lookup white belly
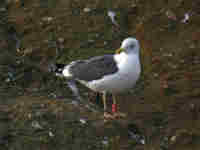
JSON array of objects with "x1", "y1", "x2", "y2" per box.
[{"x1": 82, "y1": 53, "x2": 141, "y2": 93}]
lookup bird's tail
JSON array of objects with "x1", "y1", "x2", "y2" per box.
[
  {"x1": 51, "y1": 63, "x2": 97, "y2": 112},
  {"x1": 51, "y1": 63, "x2": 82, "y2": 99}
]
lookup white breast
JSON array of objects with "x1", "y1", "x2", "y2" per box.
[{"x1": 84, "y1": 52, "x2": 141, "y2": 93}]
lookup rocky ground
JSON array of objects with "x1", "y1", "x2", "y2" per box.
[{"x1": 0, "y1": 0, "x2": 200, "y2": 150}]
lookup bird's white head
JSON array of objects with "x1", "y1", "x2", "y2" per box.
[{"x1": 116, "y1": 37, "x2": 140, "y2": 55}]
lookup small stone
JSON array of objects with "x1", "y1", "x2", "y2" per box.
[
  {"x1": 159, "y1": 48, "x2": 163, "y2": 51},
  {"x1": 168, "y1": 53, "x2": 173, "y2": 57},
  {"x1": 58, "y1": 38, "x2": 65, "y2": 43},
  {"x1": 108, "y1": 10, "x2": 119, "y2": 26},
  {"x1": 95, "y1": 33, "x2": 99, "y2": 37},
  {"x1": 42, "y1": 16, "x2": 53, "y2": 23},
  {"x1": 49, "y1": 93, "x2": 57, "y2": 98},
  {"x1": 83, "y1": 7, "x2": 91, "y2": 13},
  {"x1": 163, "y1": 53, "x2": 173, "y2": 57},
  {"x1": 32, "y1": 121, "x2": 43, "y2": 129},
  {"x1": 170, "y1": 135, "x2": 177, "y2": 142},
  {"x1": 153, "y1": 73, "x2": 159, "y2": 77},
  {"x1": 190, "y1": 103, "x2": 195, "y2": 110},
  {"x1": 5, "y1": 78, "x2": 11, "y2": 82},
  {"x1": 102, "y1": 137, "x2": 109, "y2": 145},
  {"x1": 166, "y1": 10, "x2": 177, "y2": 21},
  {"x1": 32, "y1": 88, "x2": 39, "y2": 92},
  {"x1": 140, "y1": 139, "x2": 145, "y2": 145},
  {"x1": 180, "y1": 59, "x2": 185, "y2": 63},
  {"x1": 189, "y1": 43, "x2": 195, "y2": 49},
  {"x1": 181, "y1": 13, "x2": 190, "y2": 23},
  {"x1": 0, "y1": 8, "x2": 6, "y2": 12},
  {"x1": 35, "y1": 111, "x2": 42, "y2": 117},
  {"x1": 79, "y1": 118, "x2": 87, "y2": 124},
  {"x1": 171, "y1": 65, "x2": 177, "y2": 69},
  {"x1": 49, "y1": 131, "x2": 54, "y2": 137},
  {"x1": 102, "y1": 140, "x2": 108, "y2": 145},
  {"x1": 88, "y1": 39, "x2": 94, "y2": 43},
  {"x1": 27, "y1": 113, "x2": 32, "y2": 119}
]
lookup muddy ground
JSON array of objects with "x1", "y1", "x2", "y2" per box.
[{"x1": 0, "y1": 0, "x2": 200, "y2": 150}]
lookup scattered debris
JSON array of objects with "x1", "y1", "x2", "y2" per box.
[
  {"x1": 170, "y1": 135, "x2": 176, "y2": 142},
  {"x1": 83, "y1": 7, "x2": 91, "y2": 13},
  {"x1": 31, "y1": 121, "x2": 43, "y2": 129},
  {"x1": 71, "y1": 100, "x2": 79, "y2": 106},
  {"x1": 42, "y1": 16, "x2": 53, "y2": 23},
  {"x1": 102, "y1": 137, "x2": 109, "y2": 146},
  {"x1": 88, "y1": 39, "x2": 95, "y2": 43},
  {"x1": 79, "y1": 118, "x2": 87, "y2": 124},
  {"x1": 57, "y1": 37, "x2": 65, "y2": 44},
  {"x1": 5, "y1": 78, "x2": 11, "y2": 82},
  {"x1": 153, "y1": 73, "x2": 159, "y2": 77},
  {"x1": 5, "y1": 72, "x2": 15, "y2": 82},
  {"x1": 166, "y1": 10, "x2": 177, "y2": 21},
  {"x1": 107, "y1": 10, "x2": 119, "y2": 27},
  {"x1": 0, "y1": 7, "x2": 6, "y2": 12},
  {"x1": 181, "y1": 13, "x2": 190, "y2": 23},
  {"x1": 163, "y1": 53, "x2": 173, "y2": 57},
  {"x1": 128, "y1": 123, "x2": 145, "y2": 145},
  {"x1": 28, "y1": 113, "x2": 32, "y2": 119},
  {"x1": 49, "y1": 131, "x2": 55, "y2": 137},
  {"x1": 49, "y1": 92, "x2": 57, "y2": 98},
  {"x1": 103, "y1": 41, "x2": 107, "y2": 45}
]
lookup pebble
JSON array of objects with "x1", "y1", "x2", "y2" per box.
[
  {"x1": 28, "y1": 113, "x2": 32, "y2": 119},
  {"x1": 163, "y1": 53, "x2": 173, "y2": 57},
  {"x1": 0, "y1": 8, "x2": 6, "y2": 12},
  {"x1": 102, "y1": 137, "x2": 109, "y2": 145},
  {"x1": 5, "y1": 78, "x2": 11, "y2": 82},
  {"x1": 42, "y1": 16, "x2": 53, "y2": 23},
  {"x1": 166, "y1": 10, "x2": 177, "y2": 21},
  {"x1": 103, "y1": 41, "x2": 107, "y2": 45},
  {"x1": 31, "y1": 121, "x2": 43, "y2": 129},
  {"x1": 83, "y1": 7, "x2": 91, "y2": 13},
  {"x1": 189, "y1": 43, "x2": 195, "y2": 49},
  {"x1": 171, "y1": 64, "x2": 177, "y2": 69},
  {"x1": 181, "y1": 13, "x2": 190, "y2": 23},
  {"x1": 108, "y1": 11, "x2": 116, "y2": 21},
  {"x1": 102, "y1": 140, "x2": 108, "y2": 145},
  {"x1": 170, "y1": 135, "x2": 177, "y2": 142},
  {"x1": 153, "y1": 73, "x2": 159, "y2": 77},
  {"x1": 49, "y1": 131, "x2": 54, "y2": 137},
  {"x1": 79, "y1": 118, "x2": 87, "y2": 124},
  {"x1": 88, "y1": 39, "x2": 95, "y2": 43},
  {"x1": 58, "y1": 37, "x2": 65, "y2": 43},
  {"x1": 108, "y1": 10, "x2": 119, "y2": 26},
  {"x1": 49, "y1": 93, "x2": 57, "y2": 98},
  {"x1": 95, "y1": 33, "x2": 99, "y2": 38}
]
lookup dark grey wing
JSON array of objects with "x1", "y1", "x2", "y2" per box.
[{"x1": 68, "y1": 55, "x2": 118, "y2": 81}]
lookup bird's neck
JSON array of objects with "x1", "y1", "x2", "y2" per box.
[{"x1": 114, "y1": 52, "x2": 139, "y2": 63}]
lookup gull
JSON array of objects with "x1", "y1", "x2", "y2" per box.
[{"x1": 55, "y1": 38, "x2": 141, "y2": 119}]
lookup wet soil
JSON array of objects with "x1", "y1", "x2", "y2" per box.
[{"x1": 0, "y1": 0, "x2": 200, "y2": 150}]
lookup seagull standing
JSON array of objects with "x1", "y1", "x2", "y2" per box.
[{"x1": 56, "y1": 38, "x2": 141, "y2": 119}]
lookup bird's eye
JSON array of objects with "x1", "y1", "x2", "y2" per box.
[{"x1": 129, "y1": 44, "x2": 134, "y2": 49}]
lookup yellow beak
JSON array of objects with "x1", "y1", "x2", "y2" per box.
[{"x1": 115, "y1": 48, "x2": 125, "y2": 54}]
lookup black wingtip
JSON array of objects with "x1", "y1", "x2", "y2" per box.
[
  {"x1": 49, "y1": 63, "x2": 66, "y2": 77},
  {"x1": 55, "y1": 64, "x2": 65, "y2": 73},
  {"x1": 55, "y1": 63, "x2": 66, "y2": 73}
]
